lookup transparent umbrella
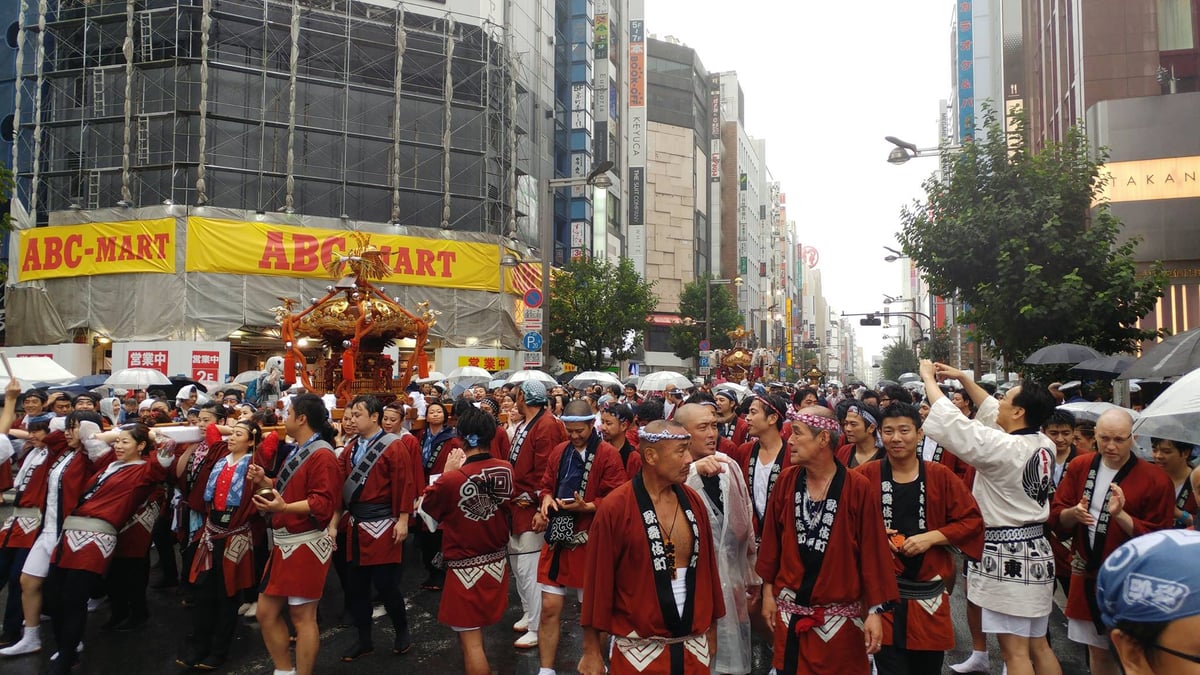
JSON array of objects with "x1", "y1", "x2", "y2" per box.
[
  {"x1": 640, "y1": 371, "x2": 693, "y2": 392},
  {"x1": 507, "y1": 370, "x2": 557, "y2": 385},
  {"x1": 104, "y1": 367, "x2": 173, "y2": 390},
  {"x1": 1131, "y1": 367, "x2": 1200, "y2": 446},
  {"x1": 0, "y1": 354, "x2": 78, "y2": 390}
]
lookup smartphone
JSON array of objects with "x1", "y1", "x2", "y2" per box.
[{"x1": 559, "y1": 497, "x2": 576, "y2": 504}]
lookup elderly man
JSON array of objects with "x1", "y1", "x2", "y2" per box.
[
  {"x1": 1050, "y1": 409, "x2": 1173, "y2": 675},
  {"x1": 677, "y1": 403, "x2": 757, "y2": 674},
  {"x1": 579, "y1": 419, "x2": 725, "y2": 675},
  {"x1": 919, "y1": 360, "x2": 1060, "y2": 675},
  {"x1": 757, "y1": 406, "x2": 898, "y2": 674}
]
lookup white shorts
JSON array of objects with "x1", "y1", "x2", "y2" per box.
[
  {"x1": 540, "y1": 583, "x2": 583, "y2": 601},
  {"x1": 1067, "y1": 618, "x2": 1110, "y2": 648},
  {"x1": 450, "y1": 625, "x2": 481, "y2": 633},
  {"x1": 981, "y1": 607, "x2": 1049, "y2": 638},
  {"x1": 287, "y1": 596, "x2": 320, "y2": 607},
  {"x1": 22, "y1": 530, "x2": 58, "y2": 578}
]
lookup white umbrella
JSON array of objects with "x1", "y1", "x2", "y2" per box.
[
  {"x1": 1059, "y1": 401, "x2": 1141, "y2": 424},
  {"x1": 640, "y1": 371, "x2": 692, "y2": 392},
  {"x1": 104, "y1": 367, "x2": 173, "y2": 390},
  {"x1": 507, "y1": 370, "x2": 556, "y2": 385},
  {"x1": 447, "y1": 366, "x2": 492, "y2": 386},
  {"x1": 713, "y1": 382, "x2": 751, "y2": 401},
  {"x1": 416, "y1": 371, "x2": 446, "y2": 384},
  {"x1": 569, "y1": 371, "x2": 623, "y2": 389},
  {"x1": 0, "y1": 354, "x2": 77, "y2": 389},
  {"x1": 234, "y1": 370, "x2": 264, "y2": 385},
  {"x1": 1131, "y1": 367, "x2": 1200, "y2": 446}
]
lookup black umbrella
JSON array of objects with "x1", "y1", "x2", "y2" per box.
[
  {"x1": 160, "y1": 375, "x2": 210, "y2": 399},
  {"x1": 1022, "y1": 343, "x2": 1101, "y2": 366},
  {"x1": 1068, "y1": 355, "x2": 1135, "y2": 380},
  {"x1": 1119, "y1": 327, "x2": 1200, "y2": 380}
]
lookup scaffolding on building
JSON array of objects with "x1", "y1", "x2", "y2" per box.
[{"x1": 10, "y1": 0, "x2": 532, "y2": 235}]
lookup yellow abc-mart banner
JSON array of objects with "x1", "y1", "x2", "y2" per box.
[
  {"x1": 16, "y1": 219, "x2": 177, "y2": 282},
  {"x1": 186, "y1": 217, "x2": 503, "y2": 292}
]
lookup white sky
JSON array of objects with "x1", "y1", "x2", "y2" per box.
[{"x1": 644, "y1": 1, "x2": 953, "y2": 364}]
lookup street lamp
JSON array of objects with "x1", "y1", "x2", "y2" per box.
[
  {"x1": 884, "y1": 136, "x2": 962, "y2": 165},
  {"x1": 883, "y1": 245, "x2": 906, "y2": 263},
  {"x1": 540, "y1": 160, "x2": 615, "y2": 367},
  {"x1": 704, "y1": 276, "x2": 743, "y2": 347}
]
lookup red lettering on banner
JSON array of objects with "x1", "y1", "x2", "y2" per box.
[
  {"x1": 191, "y1": 350, "x2": 220, "y2": 383},
  {"x1": 21, "y1": 238, "x2": 42, "y2": 272},
  {"x1": 43, "y1": 237, "x2": 64, "y2": 270},
  {"x1": 436, "y1": 250, "x2": 456, "y2": 277},
  {"x1": 293, "y1": 234, "x2": 320, "y2": 272},
  {"x1": 391, "y1": 247, "x2": 414, "y2": 276},
  {"x1": 118, "y1": 235, "x2": 135, "y2": 261},
  {"x1": 128, "y1": 349, "x2": 169, "y2": 375},
  {"x1": 415, "y1": 249, "x2": 435, "y2": 276},
  {"x1": 320, "y1": 236, "x2": 345, "y2": 269},
  {"x1": 259, "y1": 231, "x2": 289, "y2": 270}
]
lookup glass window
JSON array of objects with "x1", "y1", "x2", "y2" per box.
[{"x1": 1159, "y1": 0, "x2": 1195, "y2": 50}]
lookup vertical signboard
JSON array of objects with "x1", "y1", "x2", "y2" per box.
[
  {"x1": 957, "y1": 0, "x2": 975, "y2": 142},
  {"x1": 627, "y1": 6, "x2": 646, "y2": 274}
]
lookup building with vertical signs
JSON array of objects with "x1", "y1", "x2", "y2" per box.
[{"x1": 1022, "y1": 0, "x2": 1200, "y2": 341}]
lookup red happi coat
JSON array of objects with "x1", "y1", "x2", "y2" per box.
[
  {"x1": 756, "y1": 465, "x2": 899, "y2": 675},
  {"x1": 185, "y1": 452, "x2": 262, "y2": 597},
  {"x1": 855, "y1": 460, "x2": 984, "y2": 651},
  {"x1": 417, "y1": 427, "x2": 463, "y2": 478},
  {"x1": 509, "y1": 409, "x2": 567, "y2": 535},
  {"x1": 732, "y1": 439, "x2": 794, "y2": 538},
  {"x1": 45, "y1": 447, "x2": 93, "y2": 536},
  {"x1": 581, "y1": 479, "x2": 726, "y2": 675},
  {"x1": 182, "y1": 439, "x2": 231, "y2": 515},
  {"x1": 1050, "y1": 453, "x2": 1174, "y2": 623},
  {"x1": 489, "y1": 430, "x2": 511, "y2": 463},
  {"x1": 536, "y1": 437, "x2": 627, "y2": 589},
  {"x1": 835, "y1": 443, "x2": 887, "y2": 469},
  {"x1": 621, "y1": 442, "x2": 642, "y2": 481},
  {"x1": 338, "y1": 433, "x2": 416, "y2": 566},
  {"x1": 115, "y1": 484, "x2": 166, "y2": 559},
  {"x1": 261, "y1": 444, "x2": 341, "y2": 599},
  {"x1": 421, "y1": 454, "x2": 514, "y2": 628},
  {"x1": 0, "y1": 432, "x2": 71, "y2": 549},
  {"x1": 720, "y1": 415, "x2": 749, "y2": 447},
  {"x1": 54, "y1": 459, "x2": 171, "y2": 575}
]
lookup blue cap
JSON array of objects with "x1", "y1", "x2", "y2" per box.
[
  {"x1": 1096, "y1": 530, "x2": 1200, "y2": 628},
  {"x1": 519, "y1": 380, "x2": 548, "y2": 405}
]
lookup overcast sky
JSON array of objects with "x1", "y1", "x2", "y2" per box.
[{"x1": 645, "y1": 1, "x2": 953, "y2": 364}]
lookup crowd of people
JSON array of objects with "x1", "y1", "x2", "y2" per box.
[{"x1": 0, "y1": 360, "x2": 1197, "y2": 674}]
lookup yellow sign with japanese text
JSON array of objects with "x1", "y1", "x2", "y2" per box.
[{"x1": 16, "y1": 219, "x2": 177, "y2": 282}]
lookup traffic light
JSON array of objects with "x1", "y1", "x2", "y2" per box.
[{"x1": 860, "y1": 314, "x2": 882, "y2": 326}]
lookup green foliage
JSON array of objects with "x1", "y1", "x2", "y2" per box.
[
  {"x1": 897, "y1": 106, "x2": 1167, "y2": 364},
  {"x1": 548, "y1": 256, "x2": 656, "y2": 371},
  {"x1": 881, "y1": 339, "x2": 919, "y2": 382},
  {"x1": 668, "y1": 275, "x2": 741, "y2": 360},
  {"x1": 920, "y1": 326, "x2": 952, "y2": 362},
  {"x1": 0, "y1": 166, "x2": 12, "y2": 280}
]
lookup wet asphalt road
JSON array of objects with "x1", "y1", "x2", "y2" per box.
[{"x1": 0, "y1": 540, "x2": 1091, "y2": 674}]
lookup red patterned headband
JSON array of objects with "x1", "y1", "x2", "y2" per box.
[{"x1": 787, "y1": 410, "x2": 841, "y2": 433}]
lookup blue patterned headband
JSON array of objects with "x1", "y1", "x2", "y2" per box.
[
  {"x1": 560, "y1": 414, "x2": 595, "y2": 422},
  {"x1": 846, "y1": 405, "x2": 878, "y2": 429}
]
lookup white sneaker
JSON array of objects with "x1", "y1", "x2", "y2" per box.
[
  {"x1": 48, "y1": 642, "x2": 85, "y2": 659},
  {"x1": 513, "y1": 616, "x2": 530, "y2": 632},
  {"x1": 513, "y1": 631, "x2": 539, "y2": 649},
  {"x1": 242, "y1": 601, "x2": 258, "y2": 617},
  {"x1": 371, "y1": 604, "x2": 387, "y2": 619},
  {"x1": 0, "y1": 631, "x2": 41, "y2": 656},
  {"x1": 87, "y1": 597, "x2": 106, "y2": 613},
  {"x1": 949, "y1": 651, "x2": 990, "y2": 674},
  {"x1": 237, "y1": 602, "x2": 252, "y2": 615}
]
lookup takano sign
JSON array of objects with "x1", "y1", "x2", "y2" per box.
[
  {"x1": 15, "y1": 217, "x2": 507, "y2": 292},
  {"x1": 1096, "y1": 155, "x2": 1200, "y2": 204}
]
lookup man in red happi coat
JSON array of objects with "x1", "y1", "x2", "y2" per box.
[
  {"x1": 1050, "y1": 408, "x2": 1174, "y2": 675},
  {"x1": 533, "y1": 399, "x2": 626, "y2": 672},
  {"x1": 507, "y1": 379, "x2": 567, "y2": 649},
  {"x1": 338, "y1": 395, "x2": 416, "y2": 662},
  {"x1": 856, "y1": 403, "x2": 984, "y2": 674},
  {"x1": 580, "y1": 419, "x2": 725, "y2": 674},
  {"x1": 757, "y1": 406, "x2": 898, "y2": 675},
  {"x1": 249, "y1": 394, "x2": 341, "y2": 675}
]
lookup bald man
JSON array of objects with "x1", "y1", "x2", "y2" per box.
[
  {"x1": 1050, "y1": 409, "x2": 1174, "y2": 675},
  {"x1": 677, "y1": 404, "x2": 757, "y2": 674},
  {"x1": 579, "y1": 420, "x2": 725, "y2": 675}
]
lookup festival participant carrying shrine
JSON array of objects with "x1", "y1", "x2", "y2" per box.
[
  {"x1": 43, "y1": 423, "x2": 176, "y2": 674},
  {"x1": 249, "y1": 394, "x2": 341, "y2": 675},
  {"x1": 420, "y1": 406, "x2": 514, "y2": 675},
  {"x1": 757, "y1": 406, "x2": 899, "y2": 675},
  {"x1": 856, "y1": 402, "x2": 984, "y2": 674},
  {"x1": 338, "y1": 395, "x2": 416, "y2": 662},
  {"x1": 579, "y1": 419, "x2": 725, "y2": 675}
]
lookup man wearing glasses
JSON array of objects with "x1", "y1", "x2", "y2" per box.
[{"x1": 1050, "y1": 409, "x2": 1174, "y2": 675}]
